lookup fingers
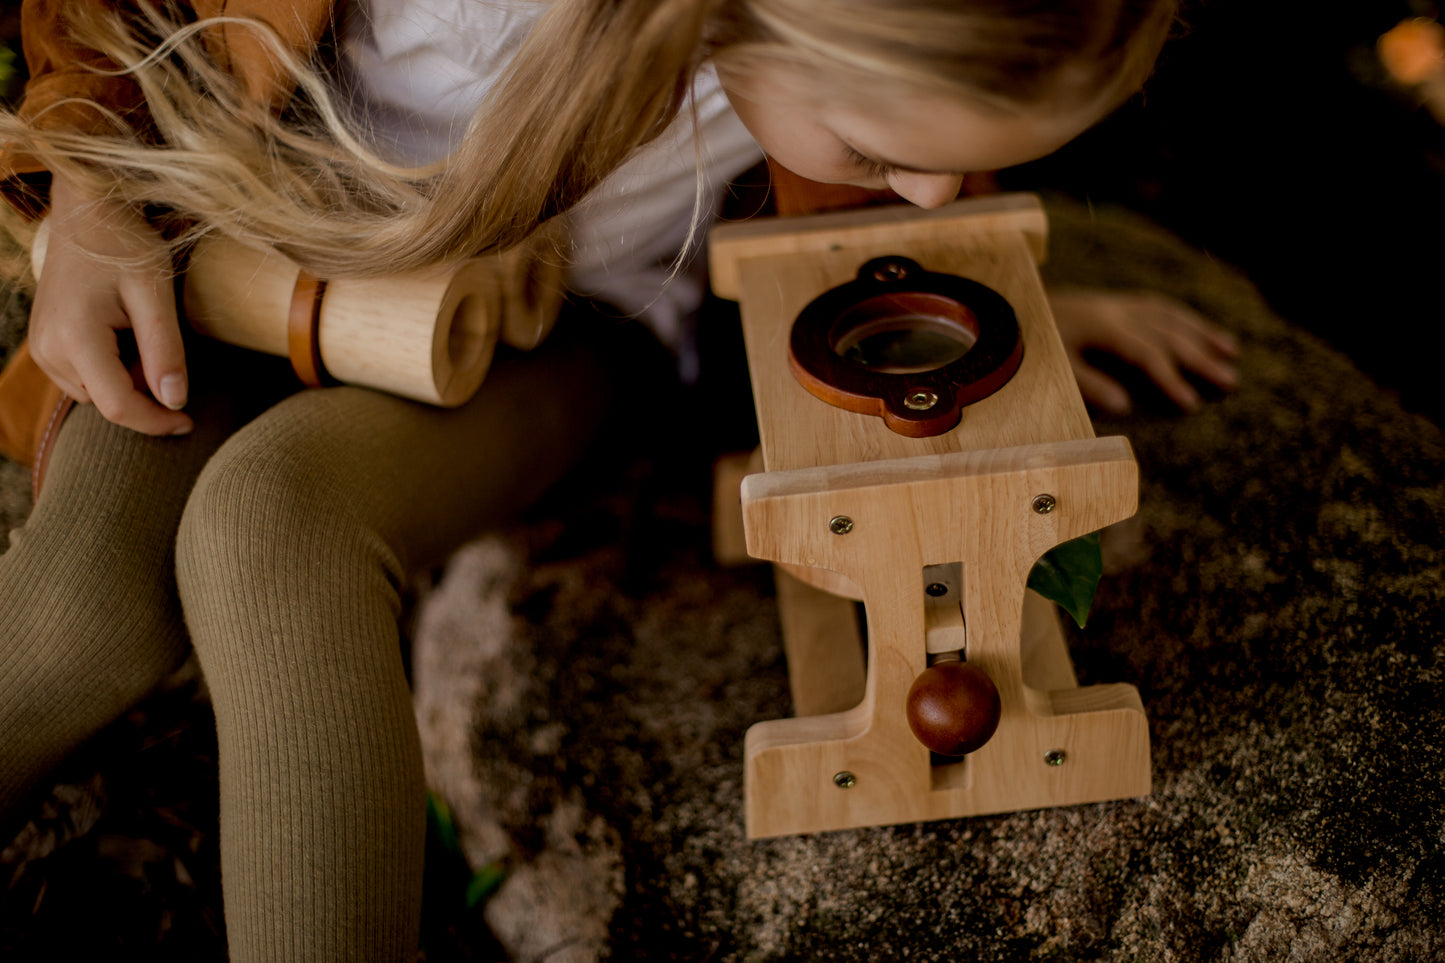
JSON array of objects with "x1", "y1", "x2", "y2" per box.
[
  {"x1": 122, "y1": 271, "x2": 189, "y2": 413},
  {"x1": 1165, "y1": 298, "x2": 1241, "y2": 358},
  {"x1": 1069, "y1": 358, "x2": 1133, "y2": 416},
  {"x1": 1164, "y1": 326, "x2": 1240, "y2": 393},
  {"x1": 65, "y1": 328, "x2": 194, "y2": 437},
  {"x1": 29, "y1": 289, "x2": 193, "y2": 436},
  {"x1": 1110, "y1": 330, "x2": 1203, "y2": 412},
  {"x1": 28, "y1": 185, "x2": 194, "y2": 436},
  {"x1": 28, "y1": 335, "x2": 89, "y2": 403},
  {"x1": 1141, "y1": 297, "x2": 1240, "y2": 395},
  {"x1": 1051, "y1": 288, "x2": 1241, "y2": 413},
  {"x1": 27, "y1": 304, "x2": 98, "y2": 404},
  {"x1": 29, "y1": 287, "x2": 194, "y2": 437}
]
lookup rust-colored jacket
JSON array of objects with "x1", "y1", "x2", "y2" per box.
[{"x1": 0, "y1": 0, "x2": 337, "y2": 480}]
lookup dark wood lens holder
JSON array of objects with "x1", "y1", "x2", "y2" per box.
[{"x1": 788, "y1": 255, "x2": 1024, "y2": 437}]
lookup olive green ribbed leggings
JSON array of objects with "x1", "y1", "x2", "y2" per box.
[{"x1": 0, "y1": 322, "x2": 621, "y2": 961}]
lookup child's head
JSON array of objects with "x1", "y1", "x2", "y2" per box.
[
  {"x1": 707, "y1": 0, "x2": 1177, "y2": 206},
  {"x1": 709, "y1": 0, "x2": 1177, "y2": 107},
  {"x1": 1, "y1": 0, "x2": 1177, "y2": 278}
]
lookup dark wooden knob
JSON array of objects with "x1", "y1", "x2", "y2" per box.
[{"x1": 906, "y1": 661, "x2": 1002, "y2": 756}]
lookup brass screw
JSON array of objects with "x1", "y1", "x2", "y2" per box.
[
  {"x1": 1032, "y1": 494, "x2": 1057, "y2": 515},
  {"x1": 873, "y1": 261, "x2": 908, "y2": 282},
  {"x1": 829, "y1": 515, "x2": 854, "y2": 535},
  {"x1": 1044, "y1": 748, "x2": 1067, "y2": 767},
  {"x1": 904, "y1": 390, "x2": 939, "y2": 411},
  {"x1": 833, "y1": 771, "x2": 857, "y2": 789}
]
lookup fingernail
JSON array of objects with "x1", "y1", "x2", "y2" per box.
[
  {"x1": 160, "y1": 374, "x2": 187, "y2": 410},
  {"x1": 170, "y1": 421, "x2": 193, "y2": 436}
]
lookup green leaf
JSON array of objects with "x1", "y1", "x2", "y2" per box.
[
  {"x1": 464, "y1": 861, "x2": 506, "y2": 910},
  {"x1": 426, "y1": 791, "x2": 507, "y2": 914},
  {"x1": 427, "y1": 791, "x2": 462, "y2": 855},
  {"x1": 0, "y1": 46, "x2": 16, "y2": 96},
  {"x1": 1026, "y1": 532, "x2": 1103, "y2": 628}
]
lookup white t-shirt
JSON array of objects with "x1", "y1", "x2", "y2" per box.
[{"x1": 336, "y1": 0, "x2": 764, "y2": 358}]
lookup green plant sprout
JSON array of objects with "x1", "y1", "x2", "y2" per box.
[{"x1": 1027, "y1": 532, "x2": 1104, "y2": 628}]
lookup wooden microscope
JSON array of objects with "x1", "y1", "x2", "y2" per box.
[{"x1": 708, "y1": 190, "x2": 1150, "y2": 838}]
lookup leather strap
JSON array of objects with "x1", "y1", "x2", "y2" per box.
[
  {"x1": 31, "y1": 393, "x2": 76, "y2": 501},
  {"x1": 286, "y1": 269, "x2": 333, "y2": 387}
]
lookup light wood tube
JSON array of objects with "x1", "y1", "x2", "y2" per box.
[
  {"x1": 496, "y1": 244, "x2": 568, "y2": 351},
  {"x1": 29, "y1": 221, "x2": 570, "y2": 407}
]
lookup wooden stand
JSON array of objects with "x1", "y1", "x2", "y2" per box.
[{"x1": 708, "y1": 193, "x2": 1150, "y2": 838}]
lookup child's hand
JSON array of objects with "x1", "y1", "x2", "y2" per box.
[
  {"x1": 1047, "y1": 287, "x2": 1239, "y2": 416},
  {"x1": 28, "y1": 177, "x2": 192, "y2": 435}
]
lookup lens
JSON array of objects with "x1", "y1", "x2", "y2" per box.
[{"x1": 831, "y1": 293, "x2": 979, "y2": 374}]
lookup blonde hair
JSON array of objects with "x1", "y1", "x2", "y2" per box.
[
  {"x1": 713, "y1": 0, "x2": 1176, "y2": 108},
  {"x1": 0, "y1": 0, "x2": 1176, "y2": 280}
]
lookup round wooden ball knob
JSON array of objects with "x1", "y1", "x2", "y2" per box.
[{"x1": 906, "y1": 661, "x2": 1002, "y2": 756}]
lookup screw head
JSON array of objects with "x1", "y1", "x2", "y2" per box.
[
  {"x1": 1031, "y1": 494, "x2": 1057, "y2": 515},
  {"x1": 872, "y1": 261, "x2": 909, "y2": 282},
  {"x1": 1044, "y1": 748, "x2": 1067, "y2": 767},
  {"x1": 833, "y1": 771, "x2": 857, "y2": 789},
  {"x1": 904, "y1": 390, "x2": 939, "y2": 411},
  {"x1": 925, "y1": 582, "x2": 949, "y2": 597},
  {"x1": 828, "y1": 515, "x2": 854, "y2": 535}
]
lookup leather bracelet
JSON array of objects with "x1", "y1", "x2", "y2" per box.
[{"x1": 286, "y1": 269, "x2": 334, "y2": 387}]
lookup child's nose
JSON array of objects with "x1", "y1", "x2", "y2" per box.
[{"x1": 888, "y1": 171, "x2": 966, "y2": 209}]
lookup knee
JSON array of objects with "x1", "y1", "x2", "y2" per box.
[
  {"x1": 174, "y1": 430, "x2": 401, "y2": 616},
  {"x1": 172, "y1": 426, "x2": 410, "y2": 716}
]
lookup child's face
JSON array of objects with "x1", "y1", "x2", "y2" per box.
[{"x1": 719, "y1": 64, "x2": 1114, "y2": 209}]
